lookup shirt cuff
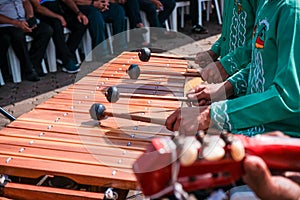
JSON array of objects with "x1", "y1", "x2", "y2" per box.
[{"x1": 210, "y1": 101, "x2": 232, "y2": 131}]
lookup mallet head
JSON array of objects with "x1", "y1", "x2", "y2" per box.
[
  {"x1": 105, "y1": 86, "x2": 120, "y2": 103},
  {"x1": 138, "y1": 47, "x2": 151, "y2": 62},
  {"x1": 89, "y1": 103, "x2": 106, "y2": 120},
  {"x1": 127, "y1": 64, "x2": 141, "y2": 79}
]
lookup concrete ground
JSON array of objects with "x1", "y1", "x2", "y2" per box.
[{"x1": 0, "y1": 17, "x2": 221, "y2": 129}]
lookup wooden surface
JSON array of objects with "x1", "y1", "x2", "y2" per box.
[{"x1": 0, "y1": 52, "x2": 202, "y2": 199}]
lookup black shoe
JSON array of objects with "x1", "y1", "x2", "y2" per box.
[
  {"x1": 62, "y1": 60, "x2": 80, "y2": 74},
  {"x1": 192, "y1": 25, "x2": 208, "y2": 34},
  {"x1": 26, "y1": 70, "x2": 40, "y2": 81}
]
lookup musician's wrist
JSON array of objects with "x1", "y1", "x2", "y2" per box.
[{"x1": 223, "y1": 80, "x2": 234, "y2": 98}]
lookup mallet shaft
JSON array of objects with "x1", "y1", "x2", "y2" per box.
[
  {"x1": 119, "y1": 93, "x2": 193, "y2": 102},
  {"x1": 104, "y1": 110, "x2": 166, "y2": 125},
  {"x1": 140, "y1": 69, "x2": 200, "y2": 77}
]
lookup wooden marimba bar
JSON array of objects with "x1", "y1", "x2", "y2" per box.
[{"x1": 0, "y1": 52, "x2": 196, "y2": 199}]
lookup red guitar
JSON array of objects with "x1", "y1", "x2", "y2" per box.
[{"x1": 133, "y1": 134, "x2": 300, "y2": 198}]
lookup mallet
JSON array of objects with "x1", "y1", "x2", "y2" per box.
[
  {"x1": 126, "y1": 64, "x2": 200, "y2": 79},
  {"x1": 138, "y1": 47, "x2": 194, "y2": 62},
  {"x1": 89, "y1": 103, "x2": 166, "y2": 125},
  {"x1": 105, "y1": 86, "x2": 196, "y2": 103}
]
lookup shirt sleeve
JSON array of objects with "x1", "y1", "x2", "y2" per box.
[
  {"x1": 227, "y1": 66, "x2": 250, "y2": 96},
  {"x1": 210, "y1": 6, "x2": 300, "y2": 132},
  {"x1": 210, "y1": 36, "x2": 223, "y2": 57},
  {"x1": 219, "y1": 41, "x2": 252, "y2": 76}
]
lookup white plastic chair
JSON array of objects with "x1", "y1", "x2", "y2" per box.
[
  {"x1": 140, "y1": 11, "x2": 171, "y2": 43},
  {"x1": 198, "y1": 0, "x2": 222, "y2": 26},
  {"x1": 170, "y1": 1, "x2": 190, "y2": 32},
  {"x1": 106, "y1": 23, "x2": 114, "y2": 54},
  {"x1": 82, "y1": 30, "x2": 92, "y2": 62},
  {"x1": 7, "y1": 35, "x2": 57, "y2": 83}
]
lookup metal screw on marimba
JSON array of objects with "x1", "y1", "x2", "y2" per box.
[
  {"x1": 105, "y1": 187, "x2": 118, "y2": 200},
  {"x1": 111, "y1": 170, "x2": 117, "y2": 176},
  {"x1": 19, "y1": 148, "x2": 25, "y2": 153},
  {"x1": 5, "y1": 157, "x2": 12, "y2": 164}
]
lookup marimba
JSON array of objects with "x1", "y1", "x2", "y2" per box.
[{"x1": 0, "y1": 51, "x2": 196, "y2": 199}]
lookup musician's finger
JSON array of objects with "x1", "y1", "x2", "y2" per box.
[
  {"x1": 197, "y1": 99, "x2": 207, "y2": 106},
  {"x1": 165, "y1": 109, "x2": 180, "y2": 131}
]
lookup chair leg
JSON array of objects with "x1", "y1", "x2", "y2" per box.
[
  {"x1": 0, "y1": 70, "x2": 5, "y2": 86},
  {"x1": 46, "y1": 38, "x2": 57, "y2": 73},
  {"x1": 207, "y1": 1, "x2": 211, "y2": 21},
  {"x1": 82, "y1": 30, "x2": 92, "y2": 62},
  {"x1": 214, "y1": 0, "x2": 222, "y2": 24},
  {"x1": 41, "y1": 59, "x2": 48, "y2": 74},
  {"x1": 106, "y1": 23, "x2": 114, "y2": 54},
  {"x1": 171, "y1": 6, "x2": 178, "y2": 31},
  {"x1": 7, "y1": 46, "x2": 21, "y2": 83},
  {"x1": 198, "y1": 0, "x2": 203, "y2": 26},
  {"x1": 140, "y1": 11, "x2": 150, "y2": 44}
]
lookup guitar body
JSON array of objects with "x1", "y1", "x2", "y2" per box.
[{"x1": 133, "y1": 134, "x2": 300, "y2": 197}]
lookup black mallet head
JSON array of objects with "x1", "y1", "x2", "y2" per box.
[
  {"x1": 89, "y1": 103, "x2": 106, "y2": 120},
  {"x1": 126, "y1": 64, "x2": 141, "y2": 79},
  {"x1": 138, "y1": 47, "x2": 151, "y2": 62},
  {"x1": 105, "y1": 86, "x2": 120, "y2": 103}
]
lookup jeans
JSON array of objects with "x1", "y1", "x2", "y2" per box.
[
  {"x1": 139, "y1": 0, "x2": 175, "y2": 27},
  {"x1": 38, "y1": 1, "x2": 87, "y2": 65}
]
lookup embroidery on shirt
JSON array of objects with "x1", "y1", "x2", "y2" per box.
[
  {"x1": 226, "y1": 57, "x2": 239, "y2": 75},
  {"x1": 229, "y1": 71, "x2": 247, "y2": 95},
  {"x1": 229, "y1": 5, "x2": 247, "y2": 52},
  {"x1": 236, "y1": 125, "x2": 265, "y2": 136},
  {"x1": 254, "y1": 18, "x2": 269, "y2": 49},
  {"x1": 211, "y1": 102, "x2": 232, "y2": 131},
  {"x1": 249, "y1": 18, "x2": 269, "y2": 94}
]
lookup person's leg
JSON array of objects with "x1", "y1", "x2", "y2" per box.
[
  {"x1": 0, "y1": 29, "x2": 11, "y2": 81},
  {"x1": 124, "y1": 0, "x2": 143, "y2": 29},
  {"x1": 190, "y1": 0, "x2": 198, "y2": 26},
  {"x1": 79, "y1": 5, "x2": 109, "y2": 58},
  {"x1": 158, "y1": 0, "x2": 175, "y2": 26},
  {"x1": 7, "y1": 27, "x2": 40, "y2": 81},
  {"x1": 189, "y1": 0, "x2": 207, "y2": 33},
  {"x1": 27, "y1": 22, "x2": 53, "y2": 75},
  {"x1": 37, "y1": 2, "x2": 74, "y2": 66},
  {"x1": 139, "y1": 0, "x2": 161, "y2": 27},
  {"x1": 64, "y1": 12, "x2": 88, "y2": 59},
  {"x1": 103, "y1": 3, "x2": 127, "y2": 53}
]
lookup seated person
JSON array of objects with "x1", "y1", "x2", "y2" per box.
[
  {"x1": 188, "y1": 0, "x2": 208, "y2": 34},
  {"x1": 138, "y1": 0, "x2": 176, "y2": 41},
  {"x1": 165, "y1": 0, "x2": 300, "y2": 137},
  {"x1": 0, "y1": 0, "x2": 53, "y2": 81},
  {"x1": 194, "y1": 0, "x2": 258, "y2": 83},
  {"x1": 36, "y1": 0, "x2": 88, "y2": 73},
  {"x1": 75, "y1": 0, "x2": 127, "y2": 57}
]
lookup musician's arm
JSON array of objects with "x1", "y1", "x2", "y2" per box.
[
  {"x1": 226, "y1": 65, "x2": 250, "y2": 96},
  {"x1": 219, "y1": 41, "x2": 252, "y2": 76},
  {"x1": 209, "y1": 7, "x2": 300, "y2": 137}
]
